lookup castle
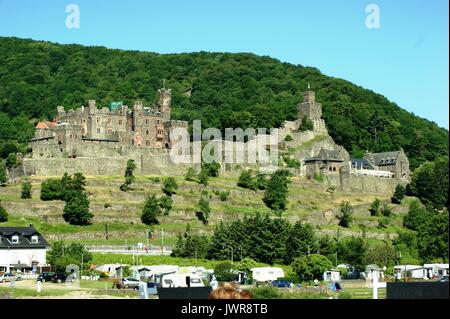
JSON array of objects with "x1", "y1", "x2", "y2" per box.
[
  {"x1": 24, "y1": 84, "x2": 409, "y2": 184},
  {"x1": 31, "y1": 87, "x2": 188, "y2": 159}
]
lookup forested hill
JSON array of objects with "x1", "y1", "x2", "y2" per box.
[{"x1": 0, "y1": 37, "x2": 448, "y2": 169}]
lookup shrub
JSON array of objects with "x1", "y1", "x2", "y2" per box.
[
  {"x1": 5, "y1": 153, "x2": 18, "y2": 168},
  {"x1": 196, "y1": 197, "x2": 211, "y2": 225},
  {"x1": 159, "y1": 195, "x2": 173, "y2": 215},
  {"x1": 337, "y1": 202, "x2": 353, "y2": 227},
  {"x1": 21, "y1": 179, "x2": 32, "y2": 199},
  {"x1": 0, "y1": 200, "x2": 8, "y2": 222},
  {"x1": 249, "y1": 285, "x2": 282, "y2": 299},
  {"x1": 40, "y1": 178, "x2": 63, "y2": 201},
  {"x1": 198, "y1": 169, "x2": 209, "y2": 186},
  {"x1": 202, "y1": 162, "x2": 221, "y2": 177},
  {"x1": 378, "y1": 216, "x2": 390, "y2": 229},
  {"x1": 162, "y1": 177, "x2": 178, "y2": 196},
  {"x1": 237, "y1": 170, "x2": 256, "y2": 190},
  {"x1": 391, "y1": 184, "x2": 406, "y2": 204},
  {"x1": 284, "y1": 135, "x2": 293, "y2": 142},
  {"x1": 381, "y1": 204, "x2": 392, "y2": 217},
  {"x1": 184, "y1": 167, "x2": 197, "y2": 181},
  {"x1": 0, "y1": 161, "x2": 6, "y2": 186},
  {"x1": 370, "y1": 198, "x2": 381, "y2": 216},
  {"x1": 219, "y1": 191, "x2": 229, "y2": 202},
  {"x1": 256, "y1": 173, "x2": 268, "y2": 190}
]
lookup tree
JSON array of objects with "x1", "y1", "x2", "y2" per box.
[
  {"x1": 185, "y1": 167, "x2": 198, "y2": 181},
  {"x1": 171, "y1": 224, "x2": 209, "y2": 259},
  {"x1": 202, "y1": 162, "x2": 221, "y2": 177},
  {"x1": 299, "y1": 116, "x2": 314, "y2": 131},
  {"x1": 369, "y1": 198, "x2": 381, "y2": 216},
  {"x1": 120, "y1": 159, "x2": 136, "y2": 191},
  {"x1": 0, "y1": 161, "x2": 7, "y2": 186},
  {"x1": 214, "y1": 261, "x2": 236, "y2": 282},
  {"x1": 337, "y1": 201, "x2": 353, "y2": 227},
  {"x1": 237, "y1": 170, "x2": 256, "y2": 190},
  {"x1": 159, "y1": 194, "x2": 173, "y2": 215},
  {"x1": 21, "y1": 179, "x2": 32, "y2": 199},
  {"x1": 403, "y1": 200, "x2": 430, "y2": 231},
  {"x1": 336, "y1": 237, "x2": 367, "y2": 271},
  {"x1": 364, "y1": 242, "x2": 397, "y2": 267},
  {"x1": 63, "y1": 192, "x2": 93, "y2": 225},
  {"x1": 162, "y1": 177, "x2": 178, "y2": 196},
  {"x1": 5, "y1": 153, "x2": 17, "y2": 168},
  {"x1": 198, "y1": 169, "x2": 209, "y2": 186},
  {"x1": 197, "y1": 197, "x2": 211, "y2": 225},
  {"x1": 47, "y1": 241, "x2": 92, "y2": 272},
  {"x1": 40, "y1": 178, "x2": 63, "y2": 200},
  {"x1": 141, "y1": 194, "x2": 162, "y2": 225},
  {"x1": 391, "y1": 184, "x2": 406, "y2": 204},
  {"x1": 255, "y1": 173, "x2": 268, "y2": 190},
  {"x1": 0, "y1": 200, "x2": 8, "y2": 222},
  {"x1": 291, "y1": 254, "x2": 333, "y2": 282},
  {"x1": 263, "y1": 170, "x2": 291, "y2": 214},
  {"x1": 381, "y1": 204, "x2": 392, "y2": 217},
  {"x1": 285, "y1": 222, "x2": 318, "y2": 264},
  {"x1": 417, "y1": 212, "x2": 449, "y2": 262},
  {"x1": 409, "y1": 156, "x2": 449, "y2": 209}
]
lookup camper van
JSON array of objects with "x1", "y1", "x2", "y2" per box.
[{"x1": 160, "y1": 273, "x2": 205, "y2": 288}]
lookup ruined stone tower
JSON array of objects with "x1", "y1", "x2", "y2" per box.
[{"x1": 297, "y1": 86, "x2": 327, "y2": 133}]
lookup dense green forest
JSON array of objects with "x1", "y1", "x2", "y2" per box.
[{"x1": 0, "y1": 37, "x2": 448, "y2": 169}]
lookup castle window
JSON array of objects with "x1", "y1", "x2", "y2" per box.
[
  {"x1": 70, "y1": 134, "x2": 73, "y2": 139},
  {"x1": 97, "y1": 128, "x2": 101, "y2": 134},
  {"x1": 146, "y1": 119, "x2": 149, "y2": 125},
  {"x1": 97, "y1": 118, "x2": 100, "y2": 123},
  {"x1": 146, "y1": 130, "x2": 149, "y2": 135},
  {"x1": 157, "y1": 120, "x2": 160, "y2": 124},
  {"x1": 31, "y1": 235, "x2": 39, "y2": 244},
  {"x1": 119, "y1": 120, "x2": 123, "y2": 125}
]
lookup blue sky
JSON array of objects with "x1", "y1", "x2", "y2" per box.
[{"x1": 0, "y1": 0, "x2": 448, "y2": 128}]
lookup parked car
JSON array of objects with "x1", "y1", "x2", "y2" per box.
[
  {"x1": 52, "y1": 273, "x2": 71, "y2": 283},
  {"x1": 37, "y1": 272, "x2": 55, "y2": 283},
  {"x1": 122, "y1": 277, "x2": 141, "y2": 289},
  {"x1": 271, "y1": 280, "x2": 292, "y2": 288},
  {"x1": 439, "y1": 275, "x2": 448, "y2": 282},
  {"x1": 0, "y1": 273, "x2": 22, "y2": 283}
]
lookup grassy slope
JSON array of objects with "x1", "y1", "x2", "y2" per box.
[{"x1": 0, "y1": 173, "x2": 414, "y2": 248}]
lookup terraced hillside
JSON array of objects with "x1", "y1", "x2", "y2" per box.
[{"x1": 0, "y1": 173, "x2": 414, "y2": 247}]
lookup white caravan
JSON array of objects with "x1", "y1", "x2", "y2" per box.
[
  {"x1": 251, "y1": 267, "x2": 284, "y2": 283},
  {"x1": 160, "y1": 273, "x2": 205, "y2": 288}
]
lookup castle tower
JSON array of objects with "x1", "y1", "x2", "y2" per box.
[
  {"x1": 296, "y1": 84, "x2": 327, "y2": 133},
  {"x1": 297, "y1": 86, "x2": 322, "y2": 121},
  {"x1": 158, "y1": 88, "x2": 171, "y2": 119}
]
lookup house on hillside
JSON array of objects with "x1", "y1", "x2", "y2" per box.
[
  {"x1": 363, "y1": 149, "x2": 410, "y2": 179},
  {"x1": 0, "y1": 225, "x2": 49, "y2": 273}
]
